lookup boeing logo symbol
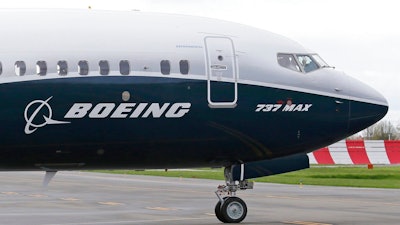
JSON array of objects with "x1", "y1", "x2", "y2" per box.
[{"x1": 24, "y1": 97, "x2": 70, "y2": 134}]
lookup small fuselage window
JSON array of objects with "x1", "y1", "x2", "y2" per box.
[
  {"x1": 99, "y1": 60, "x2": 110, "y2": 75},
  {"x1": 57, "y1": 60, "x2": 68, "y2": 76},
  {"x1": 78, "y1": 60, "x2": 89, "y2": 75},
  {"x1": 15, "y1": 61, "x2": 26, "y2": 76},
  {"x1": 119, "y1": 60, "x2": 130, "y2": 75},
  {"x1": 36, "y1": 61, "x2": 47, "y2": 76},
  {"x1": 160, "y1": 60, "x2": 170, "y2": 75},
  {"x1": 7, "y1": 58, "x2": 195, "y2": 77},
  {"x1": 179, "y1": 60, "x2": 189, "y2": 75}
]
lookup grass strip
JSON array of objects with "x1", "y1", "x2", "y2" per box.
[{"x1": 95, "y1": 165, "x2": 400, "y2": 189}]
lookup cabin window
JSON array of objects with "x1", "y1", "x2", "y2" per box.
[
  {"x1": 119, "y1": 60, "x2": 130, "y2": 75},
  {"x1": 277, "y1": 53, "x2": 301, "y2": 72},
  {"x1": 99, "y1": 60, "x2": 109, "y2": 75},
  {"x1": 57, "y1": 60, "x2": 68, "y2": 75},
  {"x1": 78, "y1": 60, "x2": 89, "y2": 75},
  {"x1": 15, "y1": 61, "x2": 26, "y2": 76},
  {"x1": 296, "y1": 55, "x2": 319, "y2": 73},
  {"x1": 179, "y1": 60, "x2": 189, "y2": 75},
  {"x1": 0, "y1": 62, "x2": 3, "y2": 75},
  {"x1": 160, "y1": 60, "x2": 170, "y2": 75},
  {"x1": 36, "y1": 61, "x2": 47, "y2": 76}
]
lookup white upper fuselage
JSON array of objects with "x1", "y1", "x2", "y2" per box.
[
  {"x1": 0, "y1": 9, "x2": 387, "y2": 106},
  {"x1": 0, "y1": 9, "x2": 389, "y2": 172}
]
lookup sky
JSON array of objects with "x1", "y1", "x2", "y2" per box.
[{"x1": 1, "y1": 0, "x2": 399, "y2": 126}]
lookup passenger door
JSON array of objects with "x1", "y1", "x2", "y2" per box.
[{"x1": 204, "y1": 36, "x2": 238, "y2": 108}]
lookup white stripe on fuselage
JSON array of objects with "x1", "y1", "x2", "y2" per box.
[{"x1": 0, "y1": 72, "x2": 387, "y2": 106}]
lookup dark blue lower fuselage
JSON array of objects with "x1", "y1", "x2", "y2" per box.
[{"x1": 0, "y1": 76, "x2": 387, "y2": 170}]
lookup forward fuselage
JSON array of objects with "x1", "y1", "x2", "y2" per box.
[{"x1": 0, "y1": 9, "x2": 388, "y2": 170}]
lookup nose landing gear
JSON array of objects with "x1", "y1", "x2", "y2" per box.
[
  {"x1": 213, "y1": 155, "x2": 310, "y2": 222},
  {"x1": 214, "y1": 166, "x2": 253, "y2": 223},
  {"x1": 215, "y1": 196, "x2": 247, "y2": 223}
]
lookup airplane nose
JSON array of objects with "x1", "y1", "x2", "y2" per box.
[
  {"x1": 347, "y1": 80, "x2": 389, "y2": 134},
  {"x1": 349, "y1": 101, "x2": 388, "y2": 134}
]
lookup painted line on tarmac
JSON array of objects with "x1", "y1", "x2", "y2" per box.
[
  {"x1": 61, "y1": 197, "x2": 80, "y2": 201},
  {"x1": 43, "y1": 216, "x2": 212, "y2": 225},
  {"x1": 145, "y1": 206, "x2": 176, "y2": 211},
  {"x1": 384, "y1": 202, "x2": 400, "y2": 206},
  {"x1": 283, "y1": 221, "x2": 332, "y2": 225},
  {"x1": 28, "y1": 194, "x2": 48, "y2": 198},
  {"x1": 98, "y1": 201, "x2": 125, "y2": 206},
  {"x1": 1, "y1": 192, "x2": 19, "y2": 195}
]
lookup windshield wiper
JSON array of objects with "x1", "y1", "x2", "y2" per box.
[{"x1": 321, "y1": 65, "x2": 335, "y2": 69}]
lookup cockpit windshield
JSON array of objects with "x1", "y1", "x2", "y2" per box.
[
  {"x1": 277, "y1": 54, "x2": 301, "y2": 72},
  {"x1": 277, "y1": 53, "x2": 330, "y2": 73},
  {"x1": 296, "y1": 55, "x2": 318, "y2": 72},
  {"x1": 311, "y1": 54, "x2": 329, "y2": 68}
]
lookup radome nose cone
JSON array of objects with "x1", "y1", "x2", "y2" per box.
[
  {"x1": 343, "y1": 71, "x2": 389, "y2": 135},
  {"x1": 349, "y1": 100, "x2": 388, "y2": 134}
]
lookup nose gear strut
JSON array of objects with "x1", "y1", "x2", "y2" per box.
[{"x1": 214, "y1": 165, "x2": 253, "y2": 223}]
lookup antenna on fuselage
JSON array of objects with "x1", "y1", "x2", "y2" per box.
[{"x1": 42, "y1": 171, "x2": 57, "y2": 187}]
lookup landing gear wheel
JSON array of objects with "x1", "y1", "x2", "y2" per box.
[
  {"x1": 215, "y1": 197, "x2": 228, "y2": 223},
  {"x1": 216, "y1": 197, "x2": 247, "y2": 223}
]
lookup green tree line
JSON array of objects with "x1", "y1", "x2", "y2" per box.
[{"x1": 348, "y1": 120, "x2": 400, "y2": 140}]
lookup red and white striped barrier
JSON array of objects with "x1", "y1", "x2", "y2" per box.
[{"x1": 308, "y1": 140, "x2": 400, "y2": 164}]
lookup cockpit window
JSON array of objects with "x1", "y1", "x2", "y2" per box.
[
  {"x1": 296, "y1": 55, "x2": 319, "y2": 72},
  {"x1": 277, "y1": 53, "x2": 301, "y2": 72},
  {"x1": 311, "y1": 54, "x2": 329, "y2": 68},
  {"x1": 278, "y1": 53, "x2": 330, "y2": 73}
]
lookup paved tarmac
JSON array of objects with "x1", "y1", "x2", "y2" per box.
[{"x1": 0, "y1": 171, "x2": 399, "y2": 225}]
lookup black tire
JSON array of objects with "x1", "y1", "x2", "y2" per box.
[
  {"x1": 220, "y1": 197, "x2": 247, "y2": 223},
  {"x1": 215, "y1": 197, "x2": 228, "y2": 223}
]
